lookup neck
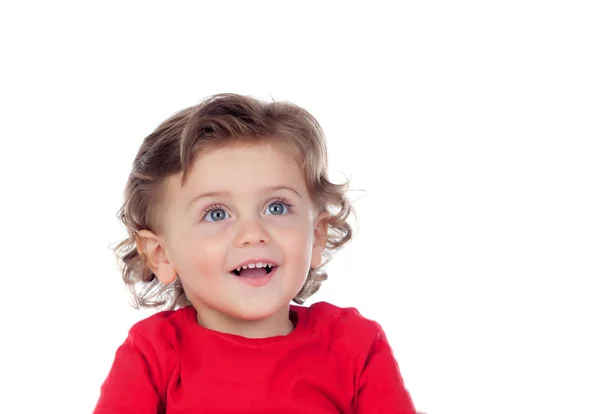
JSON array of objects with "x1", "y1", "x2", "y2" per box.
[{"x1": 191, "y1": 303, "x2": 294, "y2": 338}]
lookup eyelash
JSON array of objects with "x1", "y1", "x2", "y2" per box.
[
  {"x1": 271, "y1": 197, "x2": 294, "y2": 213},
  {"x1": 201, "y1": 197, "x2": 294, "y2": 219}
]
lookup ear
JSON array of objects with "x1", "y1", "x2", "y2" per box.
[
  {"x1": 310, "y1": 212, "x2": 330, "y2": 269},
  {"x1": 135, "y1": 229, "x2": 177, "y2": 284}
]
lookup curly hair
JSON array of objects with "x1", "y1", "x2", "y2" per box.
[{"x1": 114, "y1": 93, "x2": 355, "y2": 310}]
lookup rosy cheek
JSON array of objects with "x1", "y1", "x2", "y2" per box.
[
  {"x1": 184, "y1": 238, "x2": 226, "y2": 278},
  {"x1": 196, "y1": 257, "x2": 217, "y2": 277}
]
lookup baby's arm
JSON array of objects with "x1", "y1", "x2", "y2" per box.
[
  {"x1": 94, "y1": 332, "x2": 162, "y2": 413},
  {"x1": 355, "y1": 325, "x2": 417, "y2": 414}
]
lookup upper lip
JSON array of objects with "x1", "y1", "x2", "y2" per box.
[{"x1": 229, "y1": 259, "x2": 279, "y2": 272}]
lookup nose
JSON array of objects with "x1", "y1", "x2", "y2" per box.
[{"x1": 235, "y1": 217, "x2": 270, "y2": 247}]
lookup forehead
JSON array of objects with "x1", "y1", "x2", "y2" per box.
[{"x1": 168, "y1": 142, "x2": 309, "y2": 204}]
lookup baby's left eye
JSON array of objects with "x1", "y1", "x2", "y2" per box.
[{"x1": 265, "y1": 202, "x2": 290, "y2": 215}]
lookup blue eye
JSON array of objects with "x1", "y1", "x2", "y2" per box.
[
  {"x1": 204, "y1": 208, "x2": 230, "y2": 222},
  {"x1": 265, "y1": 202, "x2": 290, "y2": 215}
]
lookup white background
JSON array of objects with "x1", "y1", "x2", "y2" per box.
[{"x1": 1, "y1": 1, "x2": 599, "y2": 413}]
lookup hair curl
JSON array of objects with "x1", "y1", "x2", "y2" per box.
[{"x1": 114, "y1": 93, "x2": 355, "y2": 310}]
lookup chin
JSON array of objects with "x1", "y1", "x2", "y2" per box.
[{"x1": 227, "y1": 299, "x2": 290, "y2": 322}]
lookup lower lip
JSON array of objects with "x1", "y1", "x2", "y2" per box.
[{"x1": 232, "y1": 266, "x2": 278, "y2": 287}]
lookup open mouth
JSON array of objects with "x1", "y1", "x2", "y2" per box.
[{"x1": 231, "y1": 263, "x2": 277, "y2": 277}]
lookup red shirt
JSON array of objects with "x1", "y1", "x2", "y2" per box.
[{"x1": 94, "y1": 301, "x2": 416, "y2": 413}]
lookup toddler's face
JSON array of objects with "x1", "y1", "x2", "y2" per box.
[{"x1": 158, "y1": 142, "x2": 326, "y2": 320}]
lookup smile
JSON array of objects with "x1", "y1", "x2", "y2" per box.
[
  {"x1": 231, "y1": 263, "x2": 275, "y2": 276},
  {"x1": 230, "y1": 265, "x2": 279, "y2": 287}
]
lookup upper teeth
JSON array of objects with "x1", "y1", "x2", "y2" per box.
[{"x1": 235, "y1": 262, "x2": 273, "y2": 272}]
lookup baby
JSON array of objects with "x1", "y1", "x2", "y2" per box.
[{"x1": 94, "y1": 93, "x2": 417, "y2": 413}]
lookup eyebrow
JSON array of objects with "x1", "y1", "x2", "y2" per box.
[{"x1": 188, "y1": 185, "x2": 302, "y2": 208}]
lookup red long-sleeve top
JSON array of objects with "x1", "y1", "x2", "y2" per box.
[{"x1": 94, "y1": 301, "x2": 416, "y2": 413}]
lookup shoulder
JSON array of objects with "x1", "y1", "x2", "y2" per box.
[
  {"x1": 298, "y1": 301, "x2": 385, "y2": 348},
  {"x1": 106, "y1": 308, "x2": 191, "y2": 400},
  {"x1": 127, "y1": 306, "x2": 192, "y2": 349}
]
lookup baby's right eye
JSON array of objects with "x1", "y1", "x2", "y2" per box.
[{"x1": 202, "y1": 206, "x2": 230, "y2": 222}]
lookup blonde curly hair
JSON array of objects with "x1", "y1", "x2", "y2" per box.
[{"x1": 114, "y1": 93, "x2": 355, "y2": 310}]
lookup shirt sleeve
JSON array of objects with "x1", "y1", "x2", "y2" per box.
[
  {"x1": 93, "y1": 332, "x2": 163, "y2": 414},
  {"x1": 355, "y1": 326, "x2": 417, "y2": 414}
]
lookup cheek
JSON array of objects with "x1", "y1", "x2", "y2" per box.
[
  {"x1": 270, "y1": 214, "x2": 311, "y2": 233},
  {"x1": 272, "y1": 223, "x2": 314, "y2": 266},
  {"x1": 171, "y1": 230, "x2": 228, "y2": 275},
  {"x1": 194, "y1": 236, "x2": 228, "y2": 269},
  {"x1": 196, "y1": 257, "x2": 219, "y2": 278}
]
